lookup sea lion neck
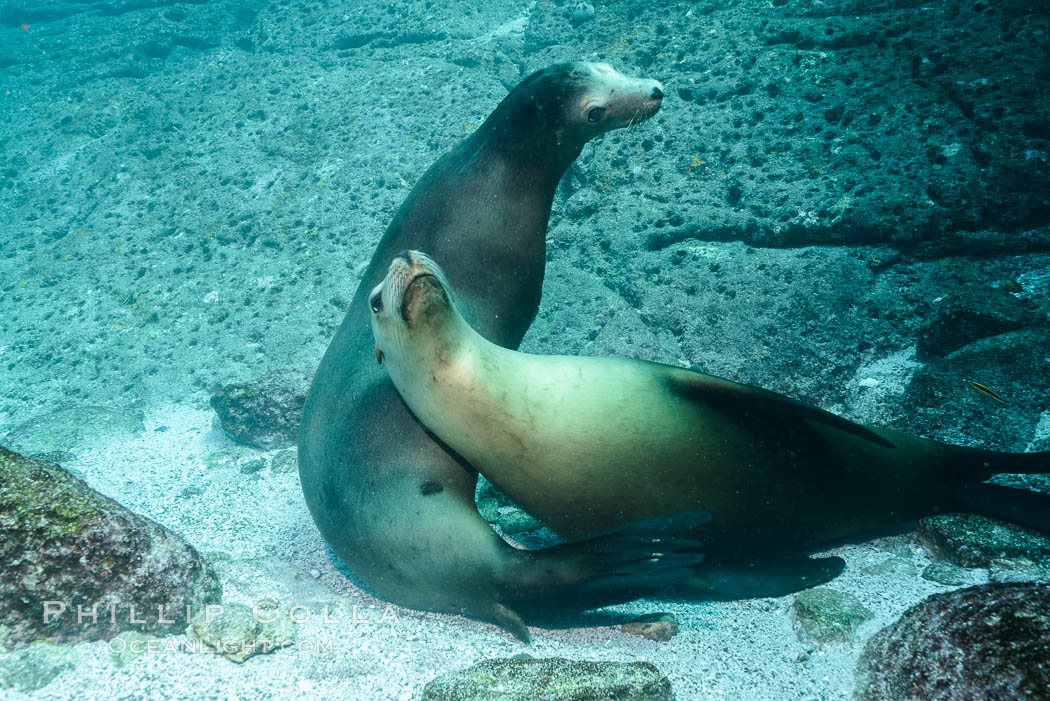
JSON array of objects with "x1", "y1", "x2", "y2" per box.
[
  {"x1": 387, "y1": 302, "x2": 490, "y2": 415},
  {"x1": 458, "y1": 97, "x2": 585, "y2": 189}
]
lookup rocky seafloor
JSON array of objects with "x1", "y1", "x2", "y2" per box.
[{"x1": 1, "y1": 0, "x2": 1049, "y2": 698}]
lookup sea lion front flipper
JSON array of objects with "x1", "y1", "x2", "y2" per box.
[
  {"x1": 486, "y1": 602, "x2": 531, "y2": 644},
  {"x1": 669, "y1": 369, "x2": 896, "y2": 449},
  {"x1": 675, "y1": 555, "x2": 847, "y2": 600}
]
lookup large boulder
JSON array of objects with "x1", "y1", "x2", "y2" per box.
[
  {"x1": 528, "y1": 0, "x2": 1050, "y2": 253},
  {"x1": 918, "y1": 513, "x2": 1050, "y2": 569},
  {"x1": 901, "y1": 328, "x2": 1050, "y2": 447},
  {"x1": 855, "y1": 583, "x2": 1050, "y2": 700},
  {"x1": 916, "y1": 285, "x2": 1044, "y2": 360},
  {"x1": 0, "y1": 447, "x2": 221, "y2": 648}
]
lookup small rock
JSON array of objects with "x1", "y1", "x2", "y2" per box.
[
  {"x1": 568, "y1": 2, "x2": 595, "y2": 27},
  {"x1": 875, "y1": 535, "x2": 918, "y2": 559},
  {"x1": 421, "y1": 657, "x2": 671, "y2": 701},
  {"x1": 793, "y1": 588, "x2": 873, "y2": 644},
  {"x1": 209, "y1": 369, "x2": 309, "y2": 450},
  {"x1": 855, "y1": 583, "x2": 1050, "y2": 700},
  {"x1": 188, "y1": 602, "x2": 296, "y2": 664},
  {"x1": 238, "y1": 457, "x2": 267, "y2": 474},
  {"x1": 0, "y1": 641, "x2": 78, "y2": 692},
  {"x1": 861, "y1": 557, "x2": 918, "y2": 577},
  {"x1": 206, "y1": 446, "x2": 264, "y2": 473},
  {"x1": 620, "y1": 613, "x2": 679, "y2": 642},
  {"x1": 921, "y1": 561, "x2": 982, "y2": 586},
  {"x1": 180, "y1": 486, "x2": 203, "y2": 498},
  {"x1": 270, "y1": 449, "x2": 298, "y2": 474},
  {"x1": 917, "y1": 513, "x2": 1050, "y2": 568},
  {"x1": 3, "y1": 406, "x2": 145, "y2": 455}
]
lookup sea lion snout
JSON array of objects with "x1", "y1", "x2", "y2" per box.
[{"x1": 637, "y1": 77, "x2": 665, "y2": 102}]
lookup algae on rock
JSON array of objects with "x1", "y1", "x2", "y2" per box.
[
  {"x1": 422, "y1": 657, "x2": 672, "y2": 701},
  {"x1": 793, "y1": 587, "x2": 873, "y2": 644},
  {"x1": 0, "y1": 447, "x2": 221, "y2": 647}
]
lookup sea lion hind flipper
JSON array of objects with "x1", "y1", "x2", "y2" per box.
[
  {"x1": 952, "y1": 481, "x2": 1050, "y2": 535},
  {"x1": 669, "y1": 370, "x2": 896, "y2": 449},
  {"x1": 671, "y1": 555, "x2": 847, "y2": 600},
  {"x1": 509, "y1": 511, "x2": 709, "y2": 615}
]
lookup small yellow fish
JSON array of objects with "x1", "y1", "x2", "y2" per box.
[{"x1": 968, "y1": 381, "x2": 1005, "y2": 403}]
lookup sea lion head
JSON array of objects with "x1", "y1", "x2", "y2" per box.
[
  {"x1": 559, "y1": 62, "x2": 665, "y2": 138},
  {"x1": 370, "y1": 250, "x2": 457, "y2": 366},
  {"x1": 495, "y1": 62, "x2": 665, "y2": 151}
]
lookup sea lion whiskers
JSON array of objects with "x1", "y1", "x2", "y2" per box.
[
  {"x1": 624, "y1": 92, "x2": 660, "y2": 131},
  {"x1": 370, "y1": 259, "x2": 411, "y2": 362}
]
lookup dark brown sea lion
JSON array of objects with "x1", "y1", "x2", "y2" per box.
[
  {"x1": 370, "y1": 251, "x2": 1050, "y2": 590},
  {"x1": 298, "y1": 62, "x2": 688, "y2": 642}
]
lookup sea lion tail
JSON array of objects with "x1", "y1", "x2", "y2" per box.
[{"x1": 504, "y1": 511, "x2": 709, "y2": 618}]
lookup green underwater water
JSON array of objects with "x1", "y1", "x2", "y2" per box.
[{"x1": 1, "y1": 0, "x2": 1049, "y2": 699}]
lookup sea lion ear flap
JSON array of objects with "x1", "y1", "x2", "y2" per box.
[{"x1": 668, "y1": 367, "x2": 897, "y2": 450}]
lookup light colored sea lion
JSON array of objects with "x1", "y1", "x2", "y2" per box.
[
  {"x1": 370, "y1": 251, "x2": 1050, "y2": 580},
  {"x1": 298, "y1": 63, "x2": 690, "y2": 642}
]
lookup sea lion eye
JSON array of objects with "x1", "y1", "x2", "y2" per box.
[
  {"x1": 587, "y1": 106, "x2": 606, "y2": 123},
  {"x1": 369, "y1": 290, "x2": 383, "y2": 314}
]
